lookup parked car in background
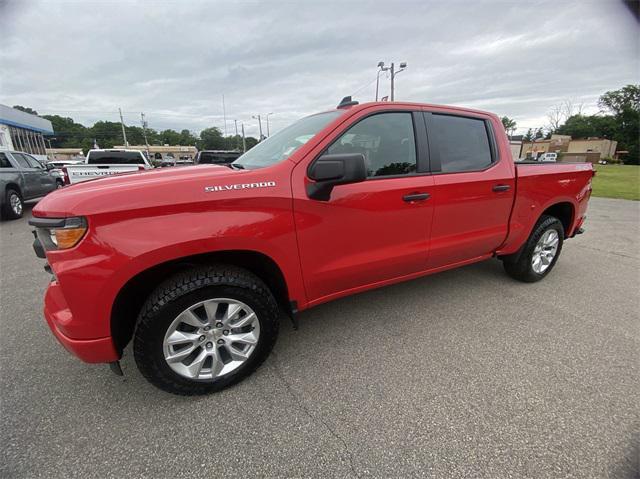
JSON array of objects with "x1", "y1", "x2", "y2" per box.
[
  {"x1": 1, "y1": 150, "x2": 58, "y2": 219},
  {"x1": 538, "y1": 152, "x2": 558, "y2": 162},
  {"x1": 160, "y1": 156, "x2": 195, "y2": 168},
  {"x1": 62, "y1": 149, "x2": 153, "y2": 185},
  {"x1": 47, "y1": 159, "x2": 84, "y2": 188},
  {"x1": 30, "y1": 99, "x2": 594, "y2": 394},
  {"x1": 194, "y1": 150, "x2": 242, "y2": 165}
]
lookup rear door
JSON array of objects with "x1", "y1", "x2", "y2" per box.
[
  {"x1": 425, "y1": 112, "x2": 515, "y2": 269},
  {"x1": 24, "y1": 154, "x2": 57, "y2": 195},
  {"x1": 292, "y1": 109, "x2": 434, "y2": 303},
  {"x1": 9, "y1": 153, "x2": 40, "y2": 199}
]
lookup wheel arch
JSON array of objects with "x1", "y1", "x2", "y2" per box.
[
  {"x1": 539, "y1": 201, "x2": 575, "y2": 238},
  {"x1": 4, "y1": 182, "x2": 22, "y2": 197},
  {"x1": 110, "y1": 249, "x2": 290, "y2": 355}
]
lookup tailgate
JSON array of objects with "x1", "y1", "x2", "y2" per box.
[{"x1": 65, "y1": 164, "x2": 141, "y2": 184}]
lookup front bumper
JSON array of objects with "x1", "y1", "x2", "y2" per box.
[{"x1": 44, "y1": 281, "x2": 119, "y2": 363}]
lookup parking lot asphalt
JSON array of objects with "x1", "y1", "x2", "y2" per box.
[{"x1": 1, "y1": 197, "x2": 638, "y2": 478}]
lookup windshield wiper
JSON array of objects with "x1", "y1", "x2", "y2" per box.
[{"x1": 228, "y1": 163, "x2": 244, "y2": 170}]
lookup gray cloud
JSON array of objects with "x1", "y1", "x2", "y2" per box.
[{"x1": 1, "y1": 0, "x2": 638, "y2": 137}]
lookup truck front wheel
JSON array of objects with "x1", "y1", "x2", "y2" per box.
[
  {"x1": 133, "y1": 265, "x2": 280, "y2": 395},
  {"x1": 502, "y1": 215, "x2": 564, "y2": 282}
]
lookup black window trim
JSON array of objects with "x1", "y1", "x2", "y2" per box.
[
  {"x1": 424, "y1": 111, "x2": 500, "y2": 175},
  {"x1": 307, "y1": 109, "x2": 431, "y2": 181}
]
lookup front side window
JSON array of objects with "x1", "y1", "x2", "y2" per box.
[
  {"x1": 233, "y1": 111, "x2": 343, "y2": 170},
  {"x1": 327, "y1": 112, "x2": 416, "y2": 177},
  {"x1": 432, "y1": 115, "x2": 493, "y2": 173},
  {"x1": 12, "y1": 153, "x2": 32, "y2": 169},
  {"x1": 24, "y1": 155, "x2": 44, "y2": 169}
]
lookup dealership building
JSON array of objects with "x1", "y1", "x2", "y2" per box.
[{"x1": 0, "y1": 104, "x2": 54, "y2": 161}]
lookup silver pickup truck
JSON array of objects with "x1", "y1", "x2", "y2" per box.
[
  {"x1": 1, "y1": 150, "x2": 58, "y2": 220},
  {"x1": 63, "y1": 149, "x2": 152, "y2": 185}
]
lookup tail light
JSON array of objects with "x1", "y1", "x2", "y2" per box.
[{"x1": 61, "y1": 166, "x2": 70, "y2": 185}]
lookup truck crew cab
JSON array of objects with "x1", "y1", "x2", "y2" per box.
[{"x1": 30, "y1": 98, "x2": 593, "y2": 395}]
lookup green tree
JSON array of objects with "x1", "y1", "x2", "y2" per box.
[
  {"x1": 12, "y1": 105, "x2": 38, "y2": 115},
  {"x1": 198, "y1": 127, "x2": 226, "y2": 150},
  {"x1": 523, "y1": 128, "x2": 533, "y2": 142},
  {"x1": 598, "y1": 84, "x2": 639, "y2": 164},
  {"x1": 41, "y1": 115, "x2": 88, "y2": 149},
  {"x1": 598, "y1": 85, "x2": 640, "y2": 115},
  {"x1": 501, "y1": 116, "x2": 517, "y2": 138}
]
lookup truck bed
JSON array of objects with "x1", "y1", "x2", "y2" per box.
[{"x1": 499, "y1": 161, "x2": 594, "y2": 255}]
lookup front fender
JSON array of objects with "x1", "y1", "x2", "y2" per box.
[{"x1": 48, "y1": 197, "x2": 304, "y2": 339}]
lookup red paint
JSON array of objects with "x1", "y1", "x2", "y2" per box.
[{"x1": 32, "y1": 102, "x2": 593, "y2": 364}]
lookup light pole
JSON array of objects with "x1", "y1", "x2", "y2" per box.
[
  {"x1": 265, "y1": 112, "x2": 274, "y2": 137},
  {"x1": 377, "y1": 61, "x2": 407, "y2": 101},
  {"x1": 375, "y1": 62, "x2": 384, "y2": 101},
  {"x1": 252, "y1": 115, "x2": 263, "y2": 140}
]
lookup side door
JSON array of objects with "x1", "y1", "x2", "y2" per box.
[
  {"x1": 425, "y1": 111, "x2": 515, "y2": 269},
  {"x1": 8, "y1": 153, "x2": 39, "y2": 199},
  {"x1": 23, "y1": 154, "x2": 55, "y2": 196},
  {"x1": 292, "y1": 109, "x2": 434, "y2": 304}
]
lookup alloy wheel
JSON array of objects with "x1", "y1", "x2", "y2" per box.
[
  {"x1": 532, "y1": 229, "x2": 559, "y2": 274},
  {"x1": 163, "y1": 298, "x2": 260, "y2": 380},
  {"x1": 9, "y1": 193, "x2": 22, "y2": 216}
]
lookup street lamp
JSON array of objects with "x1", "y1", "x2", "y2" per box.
[
  {"x1": 252, "y1": 115, "x2": 263, "y2": 140},
  {"x1": 265, "y1": 112, "x2": 274, "y2": 137},
  {"x1": 376, "y1": 62, "x2": 385, "y2": 101},
  {"x1": 377, "y1": 61, "x2": 408, "y2": 101}
]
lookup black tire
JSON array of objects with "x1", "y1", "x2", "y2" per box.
[
  {"x1": 55, "y1": 179, "x2": 64, "y2": 189},
  {"x1": 2, "y1": 188, "x2": 24, "y2": 220},
  {"x1": 502, "y1": 215, "x2": 564, "y2": 283},
  {"x1": 133, "y1": 265, "x2": 279, "y2": 395}
]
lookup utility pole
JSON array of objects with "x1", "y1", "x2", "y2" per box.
[
  {"x1": 377, "y1": 61, "x2": 407, "y2": 102},
  {"x1": 375, "y1": 61, "x2": 385, "y2": 101},
  {"x1": 119, "y1": 108, "x2": 128, "y2": 146},
  {"x1": 234, "y1": 120, "x2": 239, "y2": 150},
  {"x1": 241, "y1": 123, "x2": 247, "y2": 152},
  {"x1": 140, "y1": 112, "x2": 150, "y2": 156},
  {"x1": 253, "y1": 115, "x2": 263, "y2": 141}
]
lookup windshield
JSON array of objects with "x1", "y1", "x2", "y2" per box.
[
  {"x1": 233, "y1": 111, "x2": 343, "y2": 169},
  {"x1": 87, "y1": 151, "x2": 145, "y2": 164}
]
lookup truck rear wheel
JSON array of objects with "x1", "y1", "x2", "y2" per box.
[
  {"x1": 2, "y1": 188, "x2": 24, "y2": 220},
  {"x1": 133, "y1": 265, "x2": 279, "y2": 395},
  {"x1": 502, "y1": 215, "x2": 564, "y2": 282}
]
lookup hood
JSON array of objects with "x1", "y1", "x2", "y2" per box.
[{"x1": 33, "y1": 164, "x2": 259, "y2": 217}]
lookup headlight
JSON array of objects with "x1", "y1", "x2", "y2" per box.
[{"x1": 30, "y1": 217, "x2": 88, "y2": 251}]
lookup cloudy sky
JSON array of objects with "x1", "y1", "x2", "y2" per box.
[{"x1": 1, "y1": 0, "x2": 638, "y2": 137}]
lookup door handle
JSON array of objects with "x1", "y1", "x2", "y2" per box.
[
  {"x1": 492, "y1": 184, "x2": 511, "y2": 192},
  {"x1": 403, "y1": 193, "x2": 430, "y2": 202}
]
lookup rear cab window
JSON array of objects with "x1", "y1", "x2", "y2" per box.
[
  {"x1": 428, "y1": 114, "x2": 494, "y2": 173},
  {"x1": 86, "y1": 151, "x2": 146, "y2": 165}
]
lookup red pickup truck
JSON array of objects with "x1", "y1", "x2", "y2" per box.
[{"x1": 30, "y1": 99, "x2": 593, "y2": 395}]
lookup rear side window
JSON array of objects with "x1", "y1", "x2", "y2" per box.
[
  {"x1": 327, "y1": 112, "x2": 417, "y2": 177},
  {"x1": 87, "y1": 151, "x2": 145, "y2": 164},
  {"x1": 431, "y1": 115, "x2": 493, "y2": 173},
  {"x1": 0, "y1": 153, "x2": 12, "y2": 168}
]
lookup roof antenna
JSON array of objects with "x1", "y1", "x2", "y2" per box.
[{"x1": 337, "y1": 96, "x2": 359, "y2": 109}]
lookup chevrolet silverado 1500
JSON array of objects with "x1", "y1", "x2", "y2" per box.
[{"x1": 30, "y1": 99, "x2": 593, "y2": 395}]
